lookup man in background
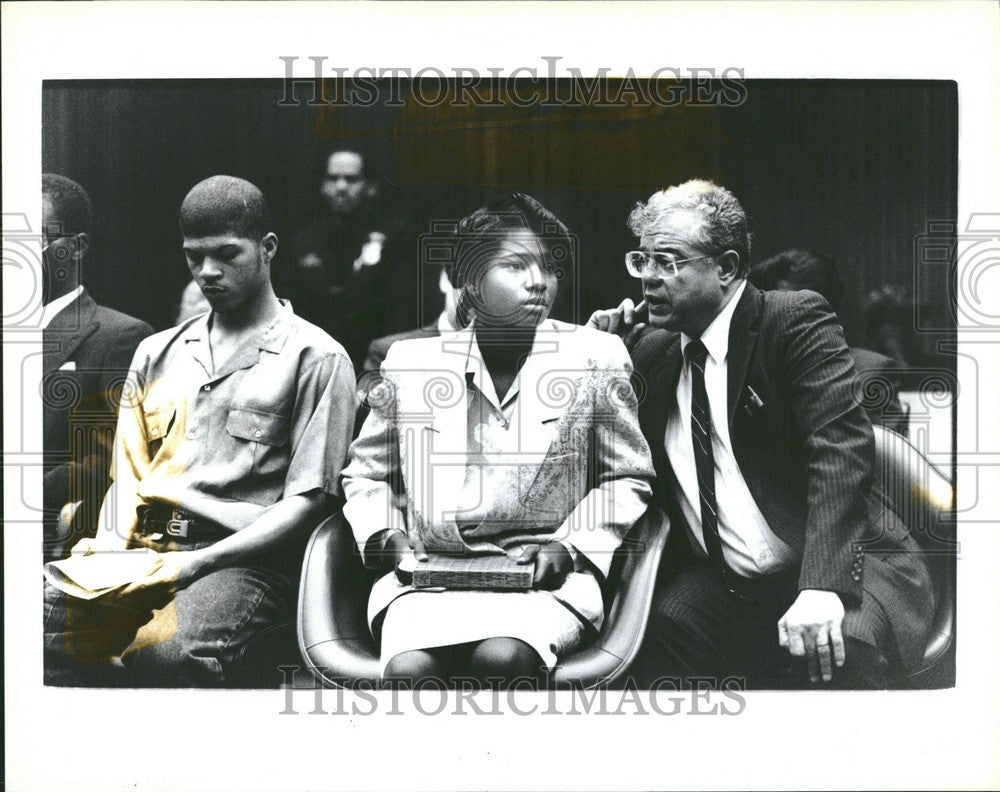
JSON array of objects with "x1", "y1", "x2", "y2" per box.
[
  {"x1": 354, "y1": 266, "x2": 459, "y2": 434},
  {"x1": 174, "y1": 278, "x2": 210, "y2": 324},
  {"x1": 750, "y1": 248, "x2": 908, "y2": 435},
  {"x1": 41, "y1": 173, "x2": 152, "y2": 560},
  {"x1": 282, "y1": 148, "x2": 409, "y2": 368},
  {"x1": 361, "y1": 265, "x2": 458, "y2": 375}
]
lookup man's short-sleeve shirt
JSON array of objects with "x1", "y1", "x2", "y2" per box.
[{"x1": 112, "y1": 301, "x2": 356, "y2": 533}]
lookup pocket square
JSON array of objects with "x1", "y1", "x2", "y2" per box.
[{"x1": 58, "y1": 361, "x2": 77, "y2": 371}]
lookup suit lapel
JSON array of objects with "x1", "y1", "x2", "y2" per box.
[
  {"x1": 417, "y1": 328, "x2": 472, "y2": 529},
  {"x1": 510, "y1": 326, "x2": 564, "y2": 454},
  {"x1": 43, "y1": 289, "x2": 99, "y2": 375},
  {"x1": 637, "y1": 331, "x2": 683, "y2": 499},
  {"x1": 648, "y1": 335, "x2": 682, "y2": 449},
  {"x1": 726, "y1": 284, "x2": 762, "y2": 429}
]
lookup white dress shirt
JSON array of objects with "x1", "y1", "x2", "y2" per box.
[
  {"x1": 664, "y1": 280, "x2": 798, "y2": 577},
  {"x1": 40, "y1": 285, "x2": 84, "y2": 329}
]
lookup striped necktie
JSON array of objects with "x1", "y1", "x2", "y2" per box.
[{"x1": 685, "y1": 339, "x2": 729, "y2": 579}]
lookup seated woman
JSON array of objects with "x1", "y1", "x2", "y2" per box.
[{"x1": 341, "y1": 194, "x2": 655, "y2": 688}]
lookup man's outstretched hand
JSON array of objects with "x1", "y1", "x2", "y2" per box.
[
  {"x1": 586, "y1": 298, "x2": 648, "y2": 347},
  {"x1": 777, "y1": 589, "x2": 847, "y2": 683}
]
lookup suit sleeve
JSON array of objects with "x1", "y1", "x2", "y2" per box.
[
  {"x1": 341, "y1": 345, "x2": 408, "y2": 565},
  {"x1": 558, "y1": 335, "x2": 655, "y2": 579},
  {"x1": 50, "y1": 318, "x2": 152, "y2": 527},
  {"x1": 780, "y1": 293, "x2": 873, "y2": 603}
]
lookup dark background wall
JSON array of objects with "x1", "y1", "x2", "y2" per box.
[{"x1": 42, "y1": 79, "x2": 956, "y2": 352}]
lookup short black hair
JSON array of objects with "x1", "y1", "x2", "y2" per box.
[
  {"x1": 179, "y1": 175, "x2": 270, "y2": 241},
  {"x1": 447, "y1": 193, "x2": 572, "y2": 288},
  {"x1": 42, "y1": 173, "x2": 92, "y2": 236},
  {"x1": 751, "y1": 248, "x2": 842, "y2": 310}
]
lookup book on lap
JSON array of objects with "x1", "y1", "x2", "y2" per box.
[{"x1": 407, "y1": 553, "x2": 535, "y2": 591}]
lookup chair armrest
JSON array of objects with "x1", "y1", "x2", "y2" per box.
[
  {"x1": 297, "y1": 512, "x2": 381, "y2": 688},
  {"x1": 552, "y1": 507, "x2": 670, "y2": 689},
  {"x1": 298, "y1": 508, "x2": 671, "y2": 690}
]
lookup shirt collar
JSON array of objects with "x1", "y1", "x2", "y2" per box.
[
  {"x1": 40, "y1": 285, "x2": 84, "y2": 329},
  {"x1": 462, "y1": 323, "x2": 507, "y2": 408},
  {"x1": 681, "y1": 279, "x2": 747, "y2": 366},
  {"x1": 181, "y1": 299, "x2": 294, "y2": 355},
  {"x1": 460, "y1": 319, "x2": 557, "y2": 409},
  {"x1": 437, "y1": 311, "x2": 457, "y2": 334}
]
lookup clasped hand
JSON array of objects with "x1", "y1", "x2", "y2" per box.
[
  {"x1": 777, "y1": 589, "x2": 847, "y2": 683},
  {"x1": 384, "y1": 532, "x2": 573, "y2": 590}
]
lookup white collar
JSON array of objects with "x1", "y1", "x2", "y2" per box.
[
  {"x1": 41, "y1": 285, "x2": 85, "y2": 329},
  {"x1": 459, "y1": 319, "x2": 558, "y2": 409},
  {"x1": 436, "y1": 311, "x2": 457, "y2": 334},
  {"x1": 681, "y1": 279, "x2": 747, "y2": 365}
]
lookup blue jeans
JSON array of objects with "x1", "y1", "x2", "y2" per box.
[{"x1": 43, "y1": 536, "x2": 297, "y2": 688}]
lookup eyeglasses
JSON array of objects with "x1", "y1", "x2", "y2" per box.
[{"x1": 625, "y1": 251, "x2": 715, "y2": 279}]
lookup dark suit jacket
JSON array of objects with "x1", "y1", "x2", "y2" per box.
[
  {"x1": 42, "y1": 289, "x2": 152, "y2": 538},
  {"x1": 630, "y1": 284, "x2": 933, "y2": 669},
  {"x1": 850, "y1": 347, "x2": 908, "y2": 435}
]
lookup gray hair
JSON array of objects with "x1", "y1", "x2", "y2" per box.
[{"x1": 627, "y1": 179, "x2": 751, "y2": 277}]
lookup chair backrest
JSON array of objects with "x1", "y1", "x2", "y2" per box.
[{"x1": 871, "y1": 424, "x2": 955, "y2": 677}]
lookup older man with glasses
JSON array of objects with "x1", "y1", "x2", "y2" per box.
[{"x1": 588, "y1": 179, "x2": 934, "y2": 689}]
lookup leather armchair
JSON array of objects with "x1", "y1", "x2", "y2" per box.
[{"x1": 297, "y1": 507, "x2": 671, "y2": 689}]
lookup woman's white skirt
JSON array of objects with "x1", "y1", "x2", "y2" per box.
[{"x1": 371, "y1": 571, "x2": 604, "y2": 676}]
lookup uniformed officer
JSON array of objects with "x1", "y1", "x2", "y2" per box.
[{"x1": 281, "y1": 149, "x2": 410, "y2": 368}]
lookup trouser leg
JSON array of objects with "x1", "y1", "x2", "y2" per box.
[
  {"x1": 43, "y1": 579, "x2": 145, "y2": 687},
  {"x1": 629, "y1": 562, "x2": 760, "y2": 688},
  {"x1": 121, "y1": 565, "x2": 294, "y2": 688}
]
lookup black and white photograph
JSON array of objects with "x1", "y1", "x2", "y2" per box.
[{"x1": 4, "y1": 2, "x2": 999, "y2": 791}]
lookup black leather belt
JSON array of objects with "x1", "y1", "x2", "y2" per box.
[{"x1": 138, "y1": 506, "x2": 226, "y2": 541}]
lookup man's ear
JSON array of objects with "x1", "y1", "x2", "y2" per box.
[
  {"x1": 365, "y1": 181, "x2": 378, "y2": 201},
  {"x1": 717, "y1": 250, "x2": 741, "y2": 285},
  {"x1": 261, "y1": 232, "x2": 278, "y2": 263},
  {"x1": 72, "y1": 232, "x2": 89, "y2": 261}
]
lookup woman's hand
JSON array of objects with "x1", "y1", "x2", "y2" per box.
[
  {"x1": 511, "y1": 543, "x2": 574, "y2": 590},
  {"x1": 384, "y1": 531, "x2": 425, "y2": 583}
]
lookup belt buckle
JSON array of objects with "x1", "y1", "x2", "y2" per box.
[{"x1": 165, "y1": 518, "x2": 189, "y2": 538}]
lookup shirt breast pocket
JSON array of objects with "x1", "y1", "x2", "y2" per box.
[
  {"x1": 225, "y1": 407, "x2": 291, "y2": 477},
  {"x1": 143, "y1": 403, "x2": 177, "y2": 458}
]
